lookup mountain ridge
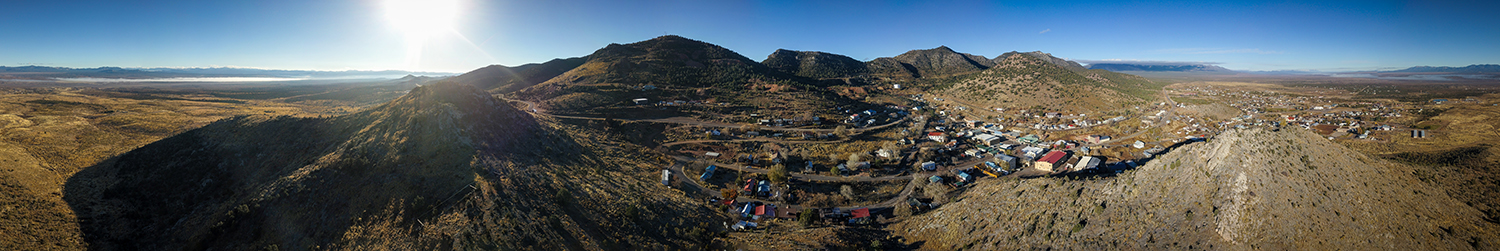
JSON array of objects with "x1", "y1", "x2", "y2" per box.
[
  {"x1": 1386, "y1": 64, "x2": 1500, "y2": 73},
  {"x1": 1088, "y1": 63, "x2": 1234, "y2": 72}
]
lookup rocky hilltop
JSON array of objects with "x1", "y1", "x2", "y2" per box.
[
  {"x1": 1000, "y1": 51, "x2": 1089, "y2": 72},
  {"x1": 64, "y1": 82, "x2": 721, "y2": 250},
  {"x1": 444, "y1": 57, "x2": 587, "y2": 93},
  {"x1": 761, "y1": 49, "x2": 869, "y2": 79},
  {"x1": 867, "y1": 46, "x2": 994, "y2": 79},
  {"x1": 936, "y1": 52, "x2": 1156, "y2": 112},
  {"x1": 896, "y1": 127, "x2": 1498, "y2": 250}
]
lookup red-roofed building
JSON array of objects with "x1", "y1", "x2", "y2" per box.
[
  {"x1": 1034, "y1": 150, "x2": 1071, "y2": 172},
  {"x1": 755, "y1": 205, "x2": 767, "y2": 217},
  {"x1": 927, "y1": 132, "x2": 946, "y2": 142}
]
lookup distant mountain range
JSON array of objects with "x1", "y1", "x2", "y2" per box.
[
  {"x1": 0, "y1": 65, "x2": 455, "y2": 79},
  {"x1": 1087, "y1": 63, "x2": 1233, "y2": 72},
  {"x1": 1385, "y1": 64, "x2": 1500, "y2": 73}
]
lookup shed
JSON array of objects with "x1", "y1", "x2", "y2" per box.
[
  {"x1": 661, "y1": 170, "x2": 671, "y2": 186},
  {"x1": 921, "y1": 161, "x2": 938, "y2": 171}
]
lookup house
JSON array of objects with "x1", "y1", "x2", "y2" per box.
[
  {"x1": 1020, "y1": 146, "x2": 1047, "y2": 158},
  {"x1": 927, "y1": 132, "x2": 947, "y2": 142},
  {"x1": 1085, "y1": 135, "x2": 1112, "y2": 144},
  {"x1": 957, "y1": 172, "x2": 973, "y2": 183},
  {"x1": 851, "y1": 208, "x2": 871, "y2": 219},
  {"x1": 741, "y1": 202, "x2": 757, "y2": 217},
  {"x1": 755, "y1": 204, "x2": 776, "y2": 218},
  {"x1": 776, "y1": 206, "x2": 798, "y2": 219},
  {"x1": 742, "y1": 178, "x2": 756, "y2": 192},
  {"x1": 876, "y1": 149, "x2": 894, "y2": 159},
  {"x1": 1080, "y1": 155, "x2": 1104, "y2": 171},
  {"x1": 1412, "y1": 130, "x2": 1427, "y2": 138},
  {"x1": 994, "y1": 154, "x2": 1018, "y2": 171},
  {"x1": 964, "y1": 149, "x2": 983, "y2": 158},
  {"x1": 921, "y1": 161, "x2": 938, "y2": 171},
  {"x1": 1034, "y1": 150, "x2": 1071, "y2": 172},
  {"x1": 1018, "y1": 134, "x2": 1042, "y2": 144},
  {"x1": 928, "y1": 175, "x2": 943, "y2": 184},
  {"x1": 1132, "y1": 141, "x2": 1147, "y2": 149},
  {"x1": 632, "y1": 98, "x2": 649, "y2": 105},
  {"x1": 757, "y1": 180, "x2": 772, "y2": 197},
  {"x1": 973, "y1": 133, "x2": 1003, "y2": 146}
]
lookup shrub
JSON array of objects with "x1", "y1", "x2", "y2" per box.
[
  {"x1": 768, "y1": 164, "x2": 789, "y2": 183},
  {"x1": 798, "y1": 208, "x2": 818, "y2": 227}
]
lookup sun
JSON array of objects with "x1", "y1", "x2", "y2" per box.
[
  {"x1": 384, "y1": 0, "x2": 462, "y2": 70},
  {"x1": 383, "y1": 0, "x2": 460, "y2": 37}
]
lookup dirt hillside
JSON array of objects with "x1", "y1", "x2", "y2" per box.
[
  {"x1": 896, "y1": 127, "x2": 1498, "y2": 250},
  {"x1": 63, "y1": 82, "x2": 723, "y2": 250}
]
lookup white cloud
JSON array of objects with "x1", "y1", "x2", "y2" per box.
[
  {"x1": 1039, "y1": 29, "x2": 1051, "y2": 34},
  {"x1": 1155, "y1": 48, "x2": 1284, "y2": 55}
]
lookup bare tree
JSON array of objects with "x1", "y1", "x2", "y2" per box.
[
  {"x1": 840, "y1": 185, "x2": 855, "y2": 201},
  {"x1": 833, "y1": 125, "x2": 849, "y2": 137},
  {"x1": 925, "y1": 181, "x2": 949, "y2": 204}
]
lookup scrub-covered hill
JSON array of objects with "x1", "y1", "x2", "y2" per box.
[
  {"x1": 64, "y1": 82, "x2": 723, "y2": 250},
  {"x1": 896, "y1": 127, "x2": 1498, "y2": 250},
  {"x1": 936, "y1": 52, "x2": 1158, "y2": 112},
  {"x1": 513, "y1": 35, "x2": 852, "y2": 119}
]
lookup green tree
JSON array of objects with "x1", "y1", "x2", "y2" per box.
[{"x1": 798, "y1": 208, "x2": 819, "y2": 227}]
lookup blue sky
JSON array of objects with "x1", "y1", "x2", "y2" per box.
[{"x1": 2, "y1": 0, "x2": 1496, "y2": 72}]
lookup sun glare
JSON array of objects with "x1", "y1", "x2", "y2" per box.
[
  {"x1": 384, "y1": 0, "x2": 460, "y2": 36},
  {"x1": 384, "y1": 0, "x2": 462, "y2": 70}
]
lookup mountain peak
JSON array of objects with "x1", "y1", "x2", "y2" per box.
[
  {"x1": 881, "y1": 46, "x2": 993, "y2": 77},
  {"x1": 762, "y1": 49, "x2": 868, "y2": 79}
]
